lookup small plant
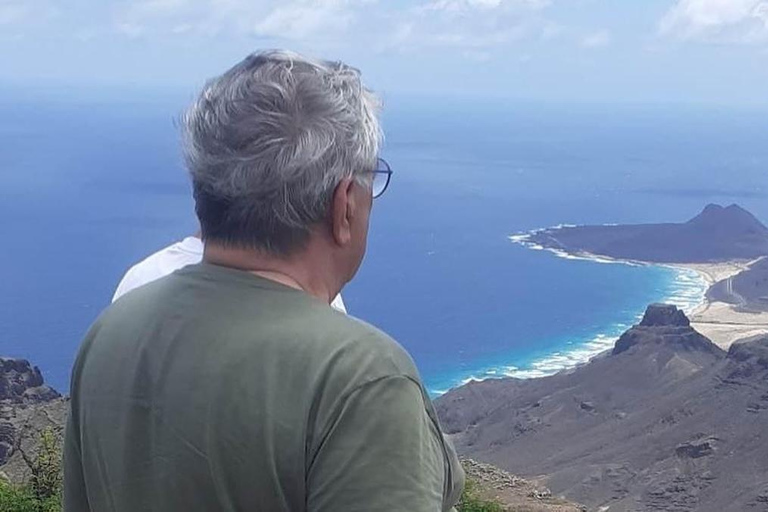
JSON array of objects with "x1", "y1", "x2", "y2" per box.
[
  {"x1": 0, "y1": 479, "x2": 60, "y2": 512},
  {"x1": 1, "y1": 427, "x2": 63, "y2": 512},
  {"x1": 457, "y1": 478, "x2": 506, "y2": 512},
  {"x1": 27, "y1": 427, "x2": 62, "y2": 506}
]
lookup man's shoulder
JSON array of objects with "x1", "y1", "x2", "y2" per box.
[
  {"x1": 308, "y1": 309, "x2": 423, "y2": 389},
  {"x1": 112, "y1": 239, "x2": 203, "y2": 302}
]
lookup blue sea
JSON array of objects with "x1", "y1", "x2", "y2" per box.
[{"x1": 2, "y1": 90, "x2": 768, "y2": 395}]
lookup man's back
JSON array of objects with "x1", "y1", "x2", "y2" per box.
[{"x1": 65, "y1": 263, "x2": 463, "y2": 511}]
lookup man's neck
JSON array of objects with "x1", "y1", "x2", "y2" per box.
[{"x1": 203, "y1": 243, "x2": 339, "y2": 305}]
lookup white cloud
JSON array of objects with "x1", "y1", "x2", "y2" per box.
[
  {"x1": 0, "y1": 0, "x2": 57, "y2": 27},
  {"x1": 389, "y1": 0, "x2": 556, "y2": 54},
  {"x1": 423, "y1": 0, "x2": 550, "y2": 12},
  {"x1": 462, "y1": 49, "x2": 492, "y2": 61},
  {"x1": 133, "y1": 0, "x2": 190, "y2": 16},
  {"x1": 540, "y1": 21, "x2": 564, "y2": 41},
  {"x1": 113, "y1": 0, "x2": 376, "y2": 42},
  {"x1": 581, "y1": 29, "x2": 611, "y2": 48},
  {"x1": 0, "y1": 3, "x2": 26, "y2": 25},
  {"x1": 660, "y1": 0, "x2": 768, "y2": 43},
  {"x1": 116, "y1": 22, "x2": 145, "y2": 38},
  {"x1": 252, "y1": 1, "x2": 357, "y2": 39}
]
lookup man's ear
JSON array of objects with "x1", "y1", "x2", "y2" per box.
[{"x1": 331, "y1": 178, "x2": 356, "y2": 247}]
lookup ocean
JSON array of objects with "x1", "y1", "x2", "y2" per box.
[{"x1": 2, "y1": 91, "x2": 768, "y2": 395}]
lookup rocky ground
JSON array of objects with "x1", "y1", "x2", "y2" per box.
[
  {"x1": 0, "y1": 357, "x2": 68, "y2": 484},
  {"x1": 437, "y1": 304, "x2": 768, "y2": 512},
  {"x1": 461, "y1": 458, "x2": 585, "y2": 512}
]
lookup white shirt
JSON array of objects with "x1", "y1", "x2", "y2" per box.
[{"x1": 112, "y1": 236, "x2": 347, "y2": 313}]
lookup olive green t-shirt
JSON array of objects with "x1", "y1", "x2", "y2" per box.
[{"x1": 63, "y1": 263, "x2": 464, "y2": 512}]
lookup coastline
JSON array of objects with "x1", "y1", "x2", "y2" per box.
[
  {"x1": 513, "y1": 230, "x2": 768, "y2": 351},
  {"x1": 428, "y1": 236, "x2": 713, "y2": 396},
  {"x1": 673, "y1": 260, "x2": 768, "y2": 349},
  {"x1": 429, "y1": 232, "x2": 768, "y2": 397}
]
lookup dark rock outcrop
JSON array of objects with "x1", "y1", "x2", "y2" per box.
[
  {"x1": 0, "y1": 358, "x2": 60, "y2": 403},
  {"x1": 437, "y1": 305, "x2": 768, "y2": 512},
  {"x1": 638, "y1": 303, "x2": 690, "y2": 327},
  {"x1": 524, "y1": 204, "x2": 768, "y2": 263},
  {"x1": 675, "y1": 437, "x2": 717, "y2": 459},
  {"x1": 0, "y1": 357, "x2": 66, "y2": 482},
  {"x1": 612, "y1": 304, "x2": 720, "y2": 357}
]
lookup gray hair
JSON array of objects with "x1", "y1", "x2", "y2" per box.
[{"x1": 182, "y1": 49, "x2": 383, "y2": 255}]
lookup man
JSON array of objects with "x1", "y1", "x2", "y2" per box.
[
  {"x1": 64, "y1": 50, "x2": 464, "y2": 511},
  {"x1": 112, "y1": 234, "x2": 347, "y2": 312}
]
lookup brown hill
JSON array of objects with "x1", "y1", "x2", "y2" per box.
[{"x1": 436, "y1": 305, "x2": 768, "y2": 511}]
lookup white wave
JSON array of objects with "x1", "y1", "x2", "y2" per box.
[
  {"x1": 544, "y1": 247, "x2": 642, "y2": 267},
  {"x1": 439, "y1": 331, "x2": 622, "y2": 390},
  {"x1": 503, "y1": 368, "x2": 551, "y2": 379},
  {"x1": 661, "y1": 267, "x2": 708, "y2": 314},
  {"x1": 426, "y1": 224, "x2": 710, "y2": 397}
]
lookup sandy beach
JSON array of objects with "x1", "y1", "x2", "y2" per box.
[
  {"x1": 513, "y1": 232, "x2": 768, "y2": 352},
  {"x1": 671, "y1": 259, "x2": 768, "y2": 350}
]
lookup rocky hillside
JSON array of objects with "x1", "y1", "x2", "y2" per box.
[
  {"x1": 0, "y1": 357, "x2": 67, "y2": 484},
  {"x1": 436, "y1": 304, "x2": 768, "y2": 511},
  {"x1": 461, "y1": 458, "x2": 585, "y2": 512}
]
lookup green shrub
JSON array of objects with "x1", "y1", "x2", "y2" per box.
[
  {"x1": 27, "y1": 428, "x2": 62, "y2": 505},
  {"x1": 0, "y1": 479, "x2": 60, "y2": 512},
  {"x1": 0, "y1": 427, "x2": 62, "y2": 512},
  {"x1": 457, "y1": 477, "x2": 505, "y2": 512}
]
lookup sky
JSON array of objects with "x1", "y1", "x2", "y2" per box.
[{"x1": 1, "y1": 0, "x2": 767, "y2": 105}]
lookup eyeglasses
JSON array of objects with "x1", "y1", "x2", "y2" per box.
[{"x1": 369, "y1": 157, "x2": 393, "y2": 199}]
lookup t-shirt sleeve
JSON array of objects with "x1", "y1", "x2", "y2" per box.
[
  {"x1": 112, "y1": 266, "x2": 141, "y2": 303},
  {"x1": 306, "y1": 375, "x2": 447, "y2": 512}
]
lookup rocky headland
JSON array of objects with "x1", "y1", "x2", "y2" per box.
[{"x1": 523, "y1": 204, "x2": 768, "y2": 264}]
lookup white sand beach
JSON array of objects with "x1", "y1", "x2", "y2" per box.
[
  {"x1": 511, "y1": 233, "x2": 768, "y2": 351},
  {"x1": 671, "y1": 259, "x2": 768, "y2": 350}
]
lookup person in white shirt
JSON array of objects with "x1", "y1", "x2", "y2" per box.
[{"x1": 113, "y1": 235, "x2": 347, "y2": 313}]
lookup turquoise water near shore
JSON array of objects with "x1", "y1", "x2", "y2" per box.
[
  {"x1": 425, "y1": 252, "x2": 708, "y2": 395},
  {"x1": 0, "y1": 93, "x2": 766, "y2": 394}
]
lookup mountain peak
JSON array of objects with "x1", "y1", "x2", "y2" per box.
[
  {"x1": 639, "y1": 304, "x2": 690, "y2": 327},
  {"x1": 612, "y1": 304, "x2": 723, "y2": 357},
  {"x1": 687, "y1": 203, "x2": 768, "y2": 234}
]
